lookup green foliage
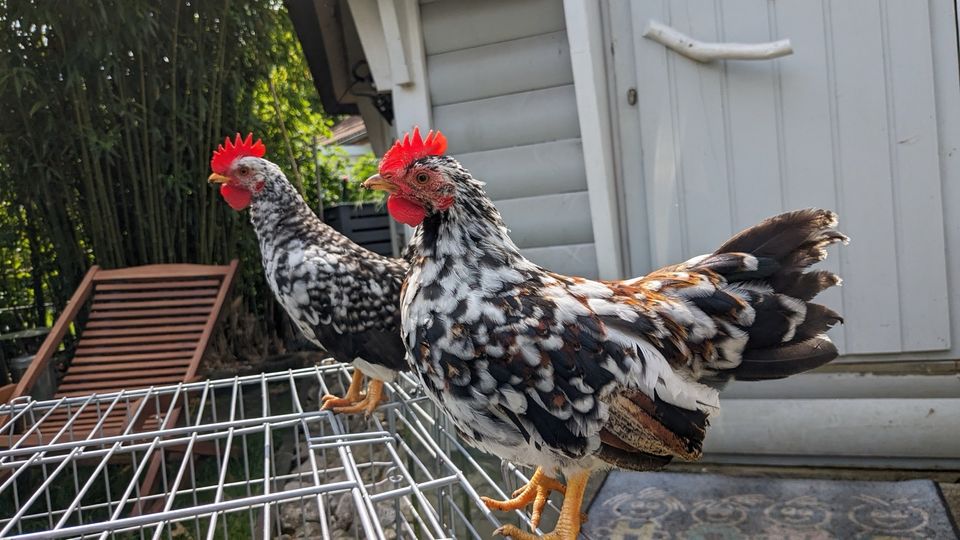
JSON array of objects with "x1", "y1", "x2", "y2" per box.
[{"x1": 0, "y1": 0, "x2": 375, "y2": 358}]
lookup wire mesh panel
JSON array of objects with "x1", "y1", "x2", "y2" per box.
[{"x1": 0, "y1": 365, "x2": 552, "y2": 539}]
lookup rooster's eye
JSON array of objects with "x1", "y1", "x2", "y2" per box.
[
  {"x1": 415, "y1": 172, "x2": 430, "y2": 184},
  {"x1": 238, "y1": 165, "x2": 250, "y2": 176}
]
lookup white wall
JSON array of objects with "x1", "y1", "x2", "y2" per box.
[{"x1": 421, "y1": 0, "x2": 601, "y2": 278}]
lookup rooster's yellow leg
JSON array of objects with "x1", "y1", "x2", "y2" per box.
[
  {"x1": 494, "y1": 470, "x2": 590, "y2": 540},
  {"x1": 482, "y1": 468, "x2": 566, "y2": 530},
  {"x1": 329, "y1": 379, "x2": 384, "y2": 416},
  {"x1": 321, "y1": 370, "x2": 364, "y2": 409}
]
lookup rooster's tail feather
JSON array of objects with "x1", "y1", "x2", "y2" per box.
[{"x1": 692, "y1": 208, "x2": 848, "y2": 381}]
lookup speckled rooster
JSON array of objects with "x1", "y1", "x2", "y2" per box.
[
  {"x1": 364, "y1": 128, "x2": 848, "y2": 539},
  {"x1": 208, "y1": 134, "x2": 407, "y2": 415}
]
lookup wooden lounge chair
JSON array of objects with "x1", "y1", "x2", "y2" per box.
[{"x1": 3, "y1": 261, "x2": 238, "y2": 443}]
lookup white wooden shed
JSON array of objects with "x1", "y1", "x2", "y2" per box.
[{"x1": 289, "y1": 0, "x2": 960, "y2": 467}]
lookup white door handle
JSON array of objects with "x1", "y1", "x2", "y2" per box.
[{"x1": 642, "y1": 20, "x2": 793, "y2": 63}]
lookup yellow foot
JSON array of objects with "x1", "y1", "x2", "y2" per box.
[
  {"x1": 493, "y1": 470, "x2": 590, "y2": 540},
  {"x1": 323, "y1": 379, "x2": 384, "y2": 416},
  {"x1": 482, "y1": 468, "x2": 565, "y2": 530},
  {"x1": 321, "y1": 370, "x2": 364, "y2": 410}
]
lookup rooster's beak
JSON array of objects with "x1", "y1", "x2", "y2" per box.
[
  {"x1": 362, "y1": 174, "x2": 395, "y2": 193},
  {"x1": 208, "y1": 173, "x2": 231, "y2": 184}
]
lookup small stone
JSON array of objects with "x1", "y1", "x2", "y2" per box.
[
  {"x1": 295, "y1": 521, "x2": 324, "y2": 538},
  {"x1": 279, "y1": 498, "x2": 321, "y2": 531},
  {"x1": 332, "y1": 492, "x2": 354, "y2": 530},
  {"x1": 376, "y1": 501, "x2": 398, "y2": 525},
  {"x1": 283, "y1": 479, "x2": 312, "y2": 492},
  {"x1": 329, "y1": 529, "x2": 354, "y2": 540}
]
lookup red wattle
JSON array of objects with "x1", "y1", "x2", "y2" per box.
[
  {"x1": 387, "y1": 195, "x2": 427, "y2": 226},
  {"x1": 221, "y1": 183, "x2": 252, "y2": 210}
]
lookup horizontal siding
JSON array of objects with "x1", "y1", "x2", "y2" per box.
[
  {"x1": 496, "y1": 192, "x2": 594, "y2": 249},
  {"x1": 421, "y1": 0, "x2": 566, "y2": 55},
  {"x1": 520, "y1": 244, "x2": 599, "y2": 279},
  {"x1": 428, "y1": 31, "x2": 573, "y2": 106},
  {"x1": 456, "y1": 139, "x2": 587, "y2": 201},
  {"x1": 421, "y1": 0, "x2": 594, "y2": 277},
  {"x1": 433, "y1": 84, "x2": 580, "y2": 154}
]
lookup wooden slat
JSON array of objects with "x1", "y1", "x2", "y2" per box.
[
  {"x1": 72, "y1": 351, "x2": 194, "y2": 364},
  {"x1": 43, "y1": 417, "x2": 127, "y2": 430},
  {"x1": 85, "y1": 316, "x2": 209, "y2": 329},
  {"x1": 88, "y1": 306, "x2": 213, "y2": 319},
  {"x1": 11, "y1": 266, "x2": 99, "y2": 400},
  {"x1": 94, "y1": 279, "x2": 221, "y2": 291},
  {"x1": 68, "y1": 359, "x2": 192, "y2": 373},
  {"x1": 83, "y1": 325, "x2": 207, "y2": 338},
  {"x1": 91, "y1": 298, "x2": 216, "y2": 311},
  {"x1": 56, "y1": 375, "x2": 185, "y2": 393},
  {"x1": 93, "y1": 288, "x2": 219, "y2": 301},
  {"x1": 183, "y1": 259, "x2": 237, "y2": 382},
  {"x1": 94, "y1": 264, "x2": 228, "y2": 280},
  {"x1": 62, "y1": 367, "x2": 192, "y2": 383},
  {"x1": 78, "y1": 333, "x2": 201, "y2": 347},
  {"x1": 75, "y1": 343, "x2": 199, "y2": 356},
  {"x1": 39, "y1": 409, "x2": 133, "y2": 421}
]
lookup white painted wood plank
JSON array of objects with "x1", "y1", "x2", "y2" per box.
[
  {"x1": 883, "y1": 0, "x2": 951, "y2": 352},
  {"x1": 930, "y1": 0, "x2": 960, "y2": 361},
  {"x1": 607, "y1": 0, "x2": 652, "y2": 276},
  {"x1": 421, "y1": 0, "x2": 566, "y2": 55},
  {"x1": 520, "y1": 243, "x2": 599, "y2": 279},
  {"x1": 705, "y1": 398, "x2": 960, "y2": 458},
  {"x1": 496, "y1": 192, "x2": 594, "y2": 249},
  {"x1": 772, "y1": 0, "x2": 846, "y2": 350},
  {"x1": 660, "y1": 3, "x2": 735, "y2": 257},
  {"x1": 828, "y1": 1, "x2": 902, "y2": 354},
  {"x1": 720, "y1": 0, "x2": 784, "y2": 228},
  {"x1": 390, "y1": 0, "x2": 431, "y2": 134},
  {"x1": 433, "y1": 84, "x2": 580, "y2": 154},
  {"x1": 629, "y1": 2, "x2": 684, "y2": 269},
  {"x1": 565, "y1": 0, "x2": 624, "y2": 279},
  {"x1": 722, "y1": 372, "x2": 960, "y2": 400},
  {"x1": 428, "y1": 31, "x2": 573, "y2": 106},
  {"x1": 347, "y1": 0, "x2": 395, "y2": 88},
  {"x1": 455, "y1": 139, "x2": 587, "y2": 201}
]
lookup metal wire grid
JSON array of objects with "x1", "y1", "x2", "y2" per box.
[{"x1": 0, "y1": 364, "x2": 558, "y2": 539}]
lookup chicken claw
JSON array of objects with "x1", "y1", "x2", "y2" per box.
[
  {"x1": 494, "y1": 470, "x2": 590, "y2": 539},
  {"x1": 321, "y1": 370, "x2": 364, "y2": 409},
  {"x1": 482, "y1": 468, "x2": 566, "y2": 530},
  {"x1": 322, "y1": 374, "x2": 384, "y2": 417}
]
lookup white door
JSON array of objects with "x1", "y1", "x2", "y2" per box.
[{"x1": 609, "y1": 0, "x2": 952, "y2": 357}]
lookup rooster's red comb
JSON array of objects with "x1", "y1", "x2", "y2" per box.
[
  {"x1": 211, "y1": 133, "x2": 266, "y2": 174},
  {"x1": 379, "y1": 127, "x2": 447, "y2": 176}
]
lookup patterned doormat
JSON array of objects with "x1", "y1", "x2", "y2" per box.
[{"x1": 583, "y1": 471, "x2": 959, "y2": 539}]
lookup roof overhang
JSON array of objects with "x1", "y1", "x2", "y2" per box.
[{"x1": 286, "y1": 0, "x2": 362, "y2": 116}]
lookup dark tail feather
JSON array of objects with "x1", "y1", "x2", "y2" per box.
[
  {"x1": 696, "y1": 208, "x2": 847, "y2": 381},
  {"x1": 791, "y1": 303, "x2": 843, "y2": 342},
  {"x1": 730, "y1": 335, "x2": 838, "y2": 381},
  {"x1": 715, "y1": 208, "x2": 847, "y2": 262},
  {"x1": 769, "y1": 270, "x2": 841, "y2": 301}
]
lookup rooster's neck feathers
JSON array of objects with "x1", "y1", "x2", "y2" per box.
[
  {"x1": 412, "y1": 161, "x2": 524, "y2": 268},
  {"x1": 248, "y1": 167, "x2": 318, "y2": 235}
]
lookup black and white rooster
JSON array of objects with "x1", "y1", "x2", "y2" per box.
[
  {"x1": 209, "y1": 133, "x2": 407, "y2": 415},
  {"x1": 365, "y1": 128, "x2": 848, "y2": 539}
]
